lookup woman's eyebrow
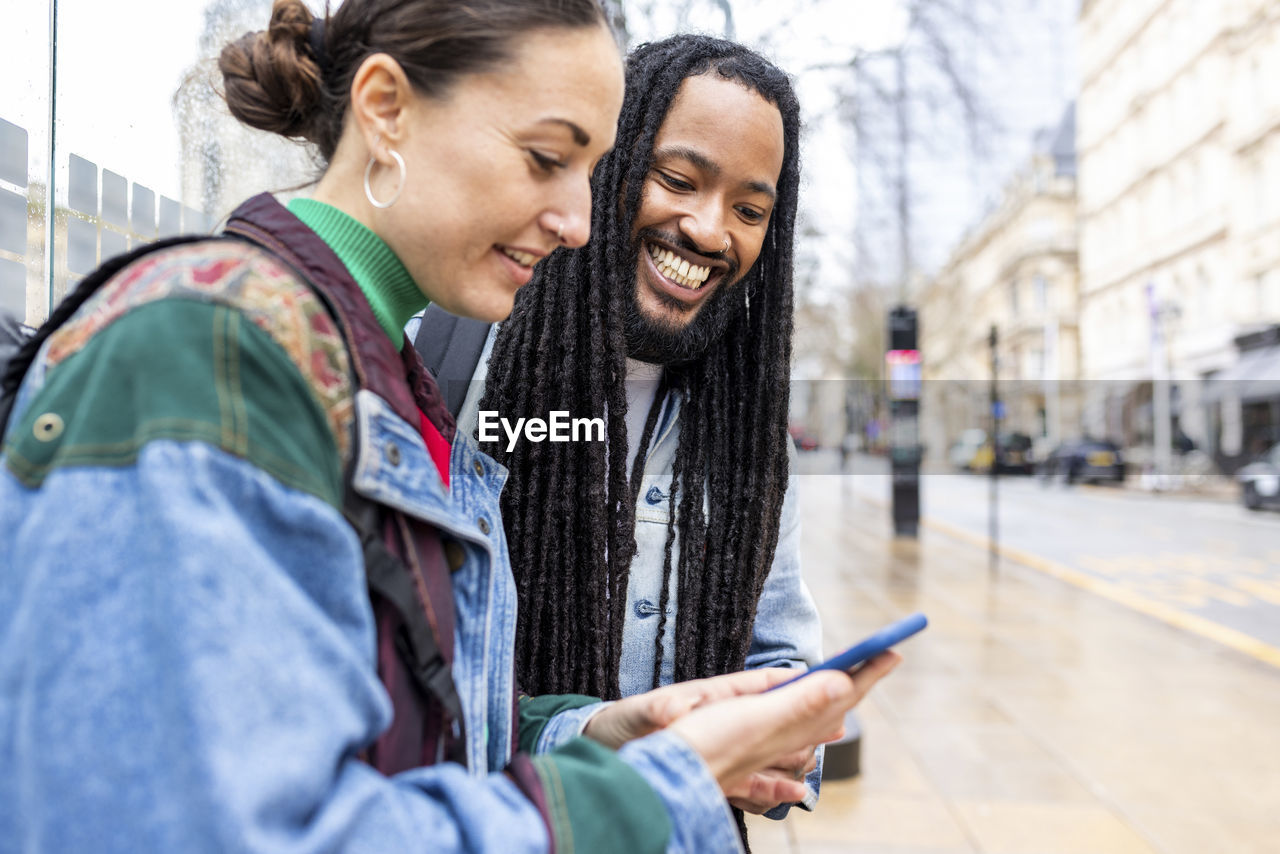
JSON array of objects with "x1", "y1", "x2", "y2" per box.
[{"x1": 537, "y1": 117, "x2": 590, "y2": 146}]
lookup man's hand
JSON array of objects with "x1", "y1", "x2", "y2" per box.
[{"x1": 725, "y1": 744, "x2": 818, "y2": 814}]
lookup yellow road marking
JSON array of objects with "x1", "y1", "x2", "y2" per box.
[{"x1": 920, "y1": 515, "x2": 1280, "y2": 671}]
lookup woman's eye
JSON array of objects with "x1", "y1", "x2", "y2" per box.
[
  {"x1": 655, "y1": 171, "x2": 694, "y2": 192},
  {"x1": 530, "y1": 151, "x2": 566, "y2": 173}
]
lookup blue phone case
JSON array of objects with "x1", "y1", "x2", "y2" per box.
[{"x1": 769, "y1": 612, "x2": 927, "y2": 690}]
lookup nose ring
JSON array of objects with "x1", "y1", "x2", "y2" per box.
[{"x1": 722, "y1": 237, "x2": 730, "y2": 252}]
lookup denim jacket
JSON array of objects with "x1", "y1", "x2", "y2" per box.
[{"x1": 0, "y1": 205, "x2": 745, "y2": 853}]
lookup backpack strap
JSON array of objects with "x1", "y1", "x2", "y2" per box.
[
  {"x1": 413, "y1": 304, "x2": 491, "y2": 421},
  {"x1": 345, "y1": 497, "x2": 467, "y2": 750},
  {"x1": 222, "y1": 212, "x2": 469, "y2": 765}
]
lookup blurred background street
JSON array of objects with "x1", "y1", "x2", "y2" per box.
[
  {"x1": 747, "y1": 467, "x2": 1280, "y2": 854},
  {"x1": 822, "y1": 450, "x2": 1280, "y2": 658}
]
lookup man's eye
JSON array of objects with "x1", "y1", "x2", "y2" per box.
[
  {"x1": 737, "y1": 206, "x2": 766, "y2": 223},
  {"x1": 530, "y1": 151, "x2": 566, "y2": 173},
  {"x1": 655, "y1": 171, "x2": 693, "y2": 192}
]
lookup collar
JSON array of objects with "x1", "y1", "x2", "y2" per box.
[{"x1": 287, "y1": 198, "x2": 426, "y2": 349}]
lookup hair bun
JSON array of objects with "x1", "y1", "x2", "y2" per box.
[{"x1": 218, "y1": 0, "x2": 324, "y2": 142}]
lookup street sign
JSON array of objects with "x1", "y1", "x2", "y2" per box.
[{"x1": 886, "y1": 349, "x2": 921, "y2": 400}]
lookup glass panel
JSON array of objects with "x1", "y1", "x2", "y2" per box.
[
  {"x1": 1, "y1": 0, "x2": 320, "y2": 324},
  {"x1": 158, "y1": 196, "x2": 181, "y2": 238},
  {"x1": 100, "y1": 228, "x2": 126, "y2": 260},
  {"x1": 0, "y1": 0, "x2": 49, "y2": 324},
  {"x1": 0, "y1": 189, "x2": 27, "y2": 255},
  {"x1": 0, "y1": 119, "x2": 27, "y2": 187},
  {"x1": 101, "y1": 170, "x2": 128, "y2": 229},
  {"x1": 131, "y1": 183, "x2": 157, "y2": 239},
  {"x1": 68, "y1": 154, "x2": 96, "y2": 216},
  {"x1": 0, "y1": 258, "x2": 25, "y2": 316},
  {"x1": 66, "y1": 216, "x2": 96, "y2": 275}
]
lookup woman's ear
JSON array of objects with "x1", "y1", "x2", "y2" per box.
[{"x1": 348, "y1": 53, "x2": 413, "y2": 159}]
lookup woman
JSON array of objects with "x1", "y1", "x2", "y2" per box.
[{"x1": 0, "y1": 1, "x2": 897, "y2": 852}]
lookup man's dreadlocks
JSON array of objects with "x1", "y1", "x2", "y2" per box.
[{"x1": 479, "y1": 34, "x2": 801, "y2": 701}]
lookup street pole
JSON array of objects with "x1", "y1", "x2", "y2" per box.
[
  {"x1": 44, "y1": 0, "x2": 58, "y2": 319},
  {"x1": 1044, "y1": 313, "x2": 1060, "y2": 448},
  {"x1": 894, "y1": 45, "x2": 911, "y2": 306},
  {"x1": 989, "y1": 325, "x2": 1000, "y2": 571},
  {"x1": 1147, "y1": 282, "x2": 1172, "y2": 488},
  {"x1": 887, "y1": 307, "x2": 921, "y2": 537}
]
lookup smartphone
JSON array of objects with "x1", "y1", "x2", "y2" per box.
[{"x1": 768, "y1": 612, "x2": 927, "y2": 690}]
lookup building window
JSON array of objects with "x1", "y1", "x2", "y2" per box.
[{"x1": 1034, "y1": 274, "x2": 1048, "y2": 311}]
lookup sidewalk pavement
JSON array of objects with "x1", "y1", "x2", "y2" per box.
[{"x1": 745, "y1": 475, "x2": 1280, "y2": 854}]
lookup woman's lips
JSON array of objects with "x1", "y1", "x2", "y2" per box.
[{"x1": 494, "y1": 246, "x2": 536, "y2": 287}]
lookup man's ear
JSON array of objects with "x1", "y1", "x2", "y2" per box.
[{"x1": 348, "y1": 53, "x2": 413, "y2": 158}]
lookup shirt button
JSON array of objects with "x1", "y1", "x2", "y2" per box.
[
  {"x1": 472, "y1": 458, "x2": 484, "y2": 477},
  {"x1": 478, "y1": 517, "x2": 491, "y2": 535},
  {"x1": 385, "y1": 444, "x2": 402, "y2": 467},
  {"x1": 443, "y1": 540, "x2": 465, "y2": 572}
]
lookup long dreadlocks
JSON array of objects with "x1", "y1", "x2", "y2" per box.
[{"x1": 479, "y1": 34, "x2": 801, "y2": 701}]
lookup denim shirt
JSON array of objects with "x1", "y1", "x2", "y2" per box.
[
  {"x1": 449, "y1": 323, "x2": 825, "y2": 815},
  {"x1": 1, "y1": 293, "x2": 745, "y2": 852}
]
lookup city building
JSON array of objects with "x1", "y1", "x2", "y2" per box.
[
  {"x1": 173, "y1": 0, "x2": 316, "y2": 224},
  {"x1": 1076, "y1": 0, "x2": 1280, "y2": 470},
  {"x1": 920, "y1": 105, "x2": 1081, "y2": 468}
]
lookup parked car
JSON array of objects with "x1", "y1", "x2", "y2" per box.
[
  {"x1": 1238, "y1": 442, "x2": 1280, "y2": 511},
  {"x1": 789, "y1": 423, "x2": 820, "y2": 452},
  {"x1": 949, "y1": 428, "x2": 988, "y2": 471},
  {"x1": 971, "y1": 431, "x2": 1035, "y2": 475},
  {"x1": 1038, "y1": 438, "x2": 1126, "y2": 484}
]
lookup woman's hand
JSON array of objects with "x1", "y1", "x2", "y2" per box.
[{"x1": 584, "y1": 654, "x2": 900, "y2": 813}]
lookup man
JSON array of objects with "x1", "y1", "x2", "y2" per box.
[{"x1": 413, "y1": 33, "x2": 821, "y2": 822}]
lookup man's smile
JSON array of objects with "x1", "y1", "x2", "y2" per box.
[{"x1": 638, "y1": 236, "x2": 732, "y2": 305}]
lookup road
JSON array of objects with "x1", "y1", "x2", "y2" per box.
[
  {"x1": 747, "y1": 469, "x2": 1280, "y2": 854},
  {"x1": 796, "y1": 450, "x2": 1280, "y2": 661}
]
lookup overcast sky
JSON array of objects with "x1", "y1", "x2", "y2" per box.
[
  {"x1": 1, "y1": 0, "x2": 1075, "y2": 293},
  {"x1": 0, "y1": 1, "x2": 905, "y2": 212}
]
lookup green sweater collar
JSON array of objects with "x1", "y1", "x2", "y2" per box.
[{"x1": 287, "y1": 198, "x2": 425, "y2": 349}]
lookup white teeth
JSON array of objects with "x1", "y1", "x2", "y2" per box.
[
  {"x1": 502, "y1": 247, "x2": 537, "y2": 267},
  {"x1": 647, "y1": 243, "x2": 713, "y2": 289}
]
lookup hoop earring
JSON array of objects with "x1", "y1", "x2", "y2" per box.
[{"x1": 364, "y1": 150, "x2": 406, "y2": 209}]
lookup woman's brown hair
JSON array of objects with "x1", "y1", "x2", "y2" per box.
[{"x1": 219, "y1": 0, "x2": 608, "y2": 161}]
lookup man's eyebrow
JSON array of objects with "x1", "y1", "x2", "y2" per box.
[
  {"x1": 655, "y1": 145, "x2": 720, "y2": 176},
  {"x1": 745, "y1": 180, "x2": 777, "y2": 201},
  {"x1": 538, "y1": 118, "x2": 590, "y2": 146},
  {"x1": 654, "y1": 145, "x2": 777, "y2": 200}
]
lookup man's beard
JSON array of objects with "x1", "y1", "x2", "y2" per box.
[{"x1": 622, "y1": 229, "x2": 747, "y2": 365}]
